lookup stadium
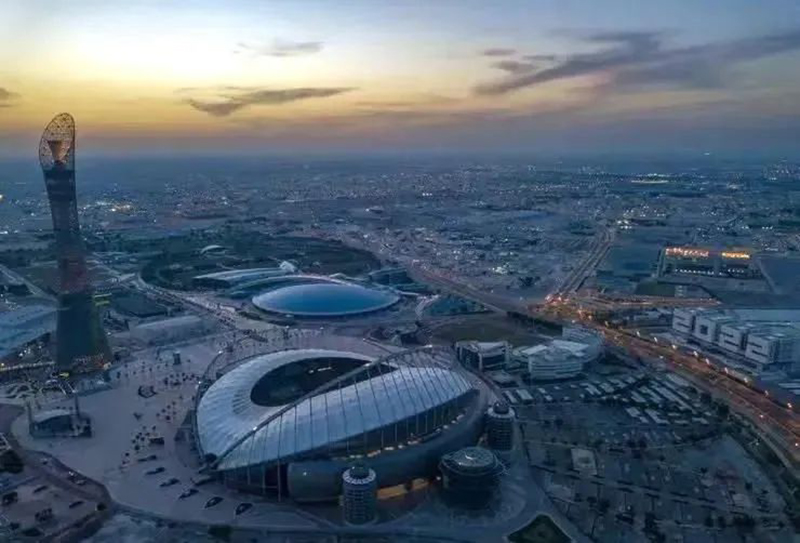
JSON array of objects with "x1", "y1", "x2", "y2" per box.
[
  {"x1": 251, "y1": 279, "x2": 401, "y2": 318},
  {"x1": 193, "y1": 334, "x2": 489, "y2": 502}
]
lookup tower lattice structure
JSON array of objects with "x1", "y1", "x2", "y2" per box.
[{"x1": 39, "y1": 113, "x2": 111, "y2": 373}]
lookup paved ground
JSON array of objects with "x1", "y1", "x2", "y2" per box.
[
  {"x1": 7, "y1": 332, "x2": 597, "y2": 541},
  {"x1": 12, "y1": 337, "x2": 327, "y2": 532}
]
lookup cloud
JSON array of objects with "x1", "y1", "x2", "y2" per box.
[
  {"x1": 355, "y1": 94, "x2": 459, "y2": 109},
  {"x1": 475, "y1": 29, "x2": 800, "y2": 96},
  {"x1": 0, "y1": 87, "x2": 19, "y2": 107},
  {"x1": 236, "y1": 39, "x2": 323, "y2": 57},
  {"x1": 523, "y1": 54, "x2": 557, "y2": 62},
  {"x1": 491, "y1": 60, "x2": 538, "y2": 74},
  {"x1": 481, "y1": 48, "x2": 516, "y2": 57},
  {"x1": 184, "y1": 87, "x2": 354, "y2": 116}
]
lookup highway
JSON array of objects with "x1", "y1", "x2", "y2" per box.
[{"x1": 554, "y1": 228, "x2": 614, "y2": 295}]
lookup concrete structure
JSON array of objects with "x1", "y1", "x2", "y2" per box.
[
  {"x1": 195, "y1": 346, "x2": 488, "y2": 501},
  {"x1": 439, "y1": 446, "x2": 502, "y2": 509},
  {"x1": 515, "y1": 327, "x2": 603, "y2": 381},
  {"x1": 38, "y1": 113, "x2": 111, "y2": 374},
  {"x1": 28, "y1": 406, "x2": 91, "y2": 438},
  {"x1": 130, "y1": 315, "x2": 211, "y2": 345},
  {"x1": 0, "y1": 304, "x2": 56, "y2": 360},
  {"x1": 341, "y1": 465, "x2": 378, "y2": 525},
  {"x1": 455, "y1": 340, "x2": 509, "y2": 371},
  {"x1": 672, "y1": 308, "x2": 800, "y2": 374},
  {"x1": 658, "y1": 246, "x2": 762, "y2": 279},
  {"x1": 485, "y1": 402, "x2": 515, "y2": 452}
]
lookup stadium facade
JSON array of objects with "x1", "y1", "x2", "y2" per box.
[{"x1": 194, "y1": 341, "x2": 488, "y2": 501}]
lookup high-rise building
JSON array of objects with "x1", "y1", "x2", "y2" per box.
[{"x1": 38, "y1": 113, "x2": 111, "y2": 374}]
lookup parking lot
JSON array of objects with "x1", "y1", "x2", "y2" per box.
[{"x1": 517, "y1": 369, "x2": 794, "y2": 542}]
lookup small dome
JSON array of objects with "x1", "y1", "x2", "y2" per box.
[
  {"x1": 493, "y1": 401, "x2": 510, "y2": 414},
  {"x1": 348, "y1": 464, "x2": 370, "y2": 480},
  {"x1": 252, "y1": 283, "x2": 399, "y2": 318}
]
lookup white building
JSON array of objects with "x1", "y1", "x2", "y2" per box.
[
  {"x1": 515, "y1": 327, "x2": 603, "y2": 381},
  {"x1": 130, "y1": 315, "x2": 212, "y2": 345},
  {"x1": 671, "y1": 308, "x2": 800, "y2": 374},
  {"x1": 671, "y1": 308, "x2": 697, "y2": 335},
  {"x1": 745, "y1": 326, "x2": 800, "y2": 368}
]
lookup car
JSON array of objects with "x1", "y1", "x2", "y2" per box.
[
  {"x1": 160, "y1": 477, "x2": 180, "y2": 487},
  {"x1": 235, "y1": 502, "x2": 253, "y2": 516},
  {"x1": 2, "y1": 491, "x2": 18, "y2": 505},
  {"x1": 204, "y1": 496, "x2": 223, "y2": 509},
  {"x1": 137, "y1": 454, "x2": 158, "y2": 463},
  {"x1": 32, "y1": 485, "x2": 48, "y2": 494},
  {"x1": 145, "y1": 467, "x2": 165, "y2": 475},
  {"x1": 68, "y1": 500, "x2": 84, "y2": 509},
  {"x1": 178, "y1": 488, "x2": 198, "y2": 499},
  {"x1": 74, "y1": 478, "x2": 87, "y2": 486}
]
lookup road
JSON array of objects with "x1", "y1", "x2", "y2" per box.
[{"x1": 555, "y1": 229, "x2": 614, "y2": 296}]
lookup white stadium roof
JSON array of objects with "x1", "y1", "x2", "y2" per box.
[{"x1": 196, "y1": 349, "x2": 475, "y2": 470}]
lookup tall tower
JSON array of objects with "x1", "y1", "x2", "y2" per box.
[{"x1": 39, "y1": 113, "x2": 111, "y2": 374}]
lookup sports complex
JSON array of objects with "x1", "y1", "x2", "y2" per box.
[{"x1": 193, "y1": 334, "x2": 490, "y2": 502}]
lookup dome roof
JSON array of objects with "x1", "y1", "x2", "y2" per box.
[
  {"x1": 252, "y1": 282, "x2": 399, "y2": 317},
  {"x1": 196, "y1": 349, "x2": 475, "y2": 470}
]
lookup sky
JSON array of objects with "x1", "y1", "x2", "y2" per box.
[{"x1": 2, "y1": 0, "x2": 800, "y2": 158}]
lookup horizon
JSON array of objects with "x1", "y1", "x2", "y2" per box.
[{"x1": 3, "y1": 1, "x2": 800, "y2": 158}]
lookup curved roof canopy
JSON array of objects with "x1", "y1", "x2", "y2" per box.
[{"x1": 196, "y1": 349, "x2": 474, "y2": 470}]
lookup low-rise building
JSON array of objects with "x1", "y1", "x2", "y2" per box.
[
  {"x1": 671, "y1": 308, "x2": 800, "y2": 374},
  {"x1": 455, "y1": 341, "x2": 509, "y2": 372},
  {"x1": 515, "y1": 327, "x2": 603, "y2": 381}
]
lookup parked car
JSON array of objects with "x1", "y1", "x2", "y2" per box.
[
  {"x1": 204, "y1": 496, "x2": 223, "y2": 509},
  {"x1": 178, "y1": 488, "x2": 198, "y2": 499},
  {"x1": 235, "y1": 502, "x2": 253, "y2": 516}
]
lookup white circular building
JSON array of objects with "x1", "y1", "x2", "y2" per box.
[{"x1": 194, "y1": 345, "x2": 488, "y2": 501}]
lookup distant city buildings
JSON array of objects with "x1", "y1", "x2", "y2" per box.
[{"x1": 672, "y1": 308, "x2": 800, "y2": 374}]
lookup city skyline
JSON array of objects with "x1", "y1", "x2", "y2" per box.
[{"x1": 2, "y1": 1, "x2": 800, "y2": 157}]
